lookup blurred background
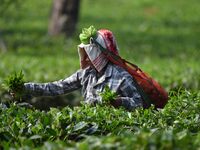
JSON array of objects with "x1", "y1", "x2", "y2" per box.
[{"x1": 0, "y1": 0, "x2": 199, "y2": 109}]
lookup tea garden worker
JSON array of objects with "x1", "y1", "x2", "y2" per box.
[{"x1": 23, "y1": 26, "x2": 144, "y2": 111}]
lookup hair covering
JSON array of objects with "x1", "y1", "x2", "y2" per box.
[
  {"x1": 78, "y1": 29, "x2": 119, "y2": 72},
  {"x1": 97, "y1": 29, "x2": 119, "y2": 55}
]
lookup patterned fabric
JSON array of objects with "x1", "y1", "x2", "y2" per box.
[
  {"x1": 78, "y1": 44, "x2": 91, "y2": 69},
  {"x1": 24, "y1": 63, "x2": 143, "y2": 110},
  {"x1": 82, "y1": 43, "x2": 108, "y2": 72},
  {"x1": 97, "y1": 29, "x2": 119, "y2": 55},
  {"x1": 78, "y1": 29, "x2": 119, "y2": 72}
]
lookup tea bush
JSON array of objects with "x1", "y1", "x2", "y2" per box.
[
  {"x1": 0, "y1": 0, "x2": 200, "y2": 149},
  {"x1": 0, "y1": 90, "x2": 200, "y2": 149}
]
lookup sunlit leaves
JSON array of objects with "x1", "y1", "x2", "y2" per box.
[
  {"x1": 2, "y1": 70, "x2": 25, "y2": 100},
  {"x1": 0, "y1": 90, "x2": 200, "y2": 149}
]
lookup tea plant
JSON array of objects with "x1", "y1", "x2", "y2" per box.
[
  {"x1": 0, "y1": 0, "x2": 200, "y2": 149},
  {"x1": 0, "y1": 89, "x2": 200, "y2": 149},
  {"x1": 100, "y1": 85, "x2": 118, "y2": 103},
  {"x1": 79, "y1": 25, "x2": 97, "y2": 44},
  {"x1": 2, "y1": 70, "x2": 25, "y2": 99}
]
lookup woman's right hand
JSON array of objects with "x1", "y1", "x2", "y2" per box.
[
  {"x1": 9, "y1": 90, "x2": 16, "y2": 99},
  {"x1": 110, "y1": 98, "x2": 122, "y2": 108}
]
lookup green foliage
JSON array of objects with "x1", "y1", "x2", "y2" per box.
[
  {"x1": 0, "y1": 0, "x2": 22, "y2": 15},
  {"x1": 2, "y1": 70, "x2": 25, "y2": 98},
  {"x1": 0, "y1": 90, "x2": 200, "y2": 149},
  {"x1": 0, "y1": 0, "x2": 200, "y2": 149},
  {"x1": 100, "y1": 85, "x2": 117, "y2": 103},
  {"x1": 79, "y1": 25, "x2": 97, "y2": 44}
]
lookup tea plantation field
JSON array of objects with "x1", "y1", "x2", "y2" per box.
[
  {"x1": 0, "y1": 0, "x2": 200, "y2": 149},
  {"x1": 0, "y1": 90, "x2": 200, "y2": 149}
]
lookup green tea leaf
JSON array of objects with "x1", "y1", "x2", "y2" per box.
[
  {"x1": 79, "y1": 25, "x2": 97, "y2": 44},
  {"x1": 3, "y1": 70, "x2": 25, "y2": 97},
  {"x1": 73, "y1": 121, "x2": 88, "y2": 132},
  {"x1": 100, "y1": 85, "x2": 117, "y2": 103}
]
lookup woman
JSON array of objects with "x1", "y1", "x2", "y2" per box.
[{"x1": 23, "y1": 27, "x2": 144, "y2": 110}]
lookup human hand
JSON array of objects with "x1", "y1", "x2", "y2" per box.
[
  {"x1": 110, "y1": 98, "x2": 122, "y2": 108},
  {"x1": 9, "y1": 89, "x2": 24, "y2": 101},
  {"x1": 9, "y1": 90, "x2": 16, "y2": 99}
]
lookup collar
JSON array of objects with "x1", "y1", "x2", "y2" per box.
[{"x1": 93, "y1": 63, "x2": 113, "y2": 87}]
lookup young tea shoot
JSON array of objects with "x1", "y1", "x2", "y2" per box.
[
  {"x1": 79, "y1": 25, "x2": 97, "y2": 44},
  {"x1": 100, "y1": 85, "x2": 118, "y2": 103},
  {"x1": 3, "y1": 70, "x2": 25, "y2": 98}
]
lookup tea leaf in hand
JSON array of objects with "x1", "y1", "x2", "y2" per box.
[
  {"x1": 3, "y1": 70, "x2": 25, "y2": 97},
  {"x1": 100, "y1": 85, "x2": 117, "y2": 103},
  {"x1": 79, "y1": 25, "x2": 97, "y2": 44}
]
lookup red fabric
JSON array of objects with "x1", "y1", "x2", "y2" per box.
[
  {"x1": 124, "y1": 62, "x2": 168, "y2": 108},
  {"x1": 95, "y1": 29, "x2": 168, "y2": 108},
  {"x1": 98, "y1": 29, "x2": 119, "y2": 55},
  {"x1": 101, "y1": 51, "x2": 168, "y2": 108}
]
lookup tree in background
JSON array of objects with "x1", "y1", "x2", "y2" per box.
[{"x1": 48, "y1": 0, "x2": 80, "y2": 37}]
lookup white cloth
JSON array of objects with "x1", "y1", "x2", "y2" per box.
[
  {"x1": 78, "y1": 42, "x2": 108, "y2": 72},
  {"x1": 78, "y1": 30, "x2": 119, "y2": 72}
]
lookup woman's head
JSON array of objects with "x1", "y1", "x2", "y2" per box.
[
  {"x1": 96, "y1": 29, "x2": 119, "y2": 55},
  {"x1": 78, "y1": 26, "x2": 119, "y2": 72}
]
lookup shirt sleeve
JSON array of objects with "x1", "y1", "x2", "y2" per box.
[
  {"x1": 119, "y1": 74, "x2": 143, "y2": 111},
  {"x1": 24, "y1": 70, "x2": 83, "y2": 97}
]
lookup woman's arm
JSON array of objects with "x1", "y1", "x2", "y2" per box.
[{"x1": 24, "y1": 70, "x2": 82, "y2": 97}]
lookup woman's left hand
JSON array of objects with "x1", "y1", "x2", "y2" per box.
[{"x1": 110, "y1": 98, "x2": 122, "y2": 108}]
